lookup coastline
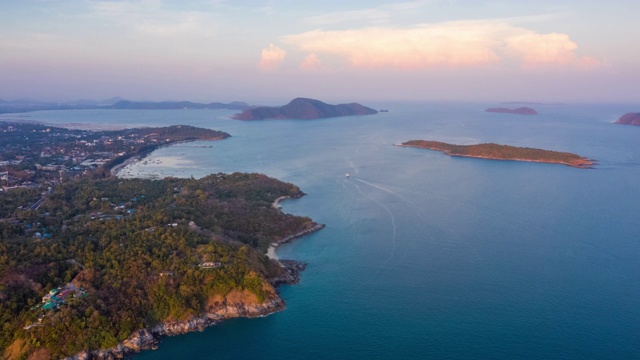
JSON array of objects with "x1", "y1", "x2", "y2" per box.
[
  {"x1": 109, "y1": 155, "x2": 143, "y2": 176},
  {"x1": 109, "y1": 138, "x2": 225, "y2": 177},
  {"x1": 446, "y1": 153, "x2": 595, "y2": 168},
  {"x1": 267, "y1": 222, "x2": 326, "y2": 262},
  {"x1": 271, "y1": 195, "x2": 290, "y2": 210},
  {"x1": 65, "y1": 297, "x2": 286, "y2": 360},
  {"x1": 268, "y1": 195, "x2": 326, "y2": 262},
  {"x1": 64, "y1": 195, "x2": 323, "y2": 360}
]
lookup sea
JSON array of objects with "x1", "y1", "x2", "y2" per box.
[{"x1": 2, "y1": 102, "x2": 640, "y2": 359}]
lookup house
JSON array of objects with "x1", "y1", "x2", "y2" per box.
[{"x1": 199, "y1": 262, "x2": 221, "y2": 269}]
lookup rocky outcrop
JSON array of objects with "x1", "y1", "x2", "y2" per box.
[
  {"x1": 485, "y1": 107, "x2": 538, "y2": 115},
  {"x1": 233, "y1": 98, "x2": 378, "y2": 120},
  {"x1": 271, "y1": 260, "x2": 307, "y2": 286},
  {"x1": 64, "y1": 296, "x2": 284, "y2": 359},
  {"x1": 615, "y1": 112, "x2": 640, "y2": 125},
  {"x1": 122, "y1": 329, "x2": 157, "y2": 352},
  {"x1": 207, "y1": 293, "x2": 285, "y2": 318}
]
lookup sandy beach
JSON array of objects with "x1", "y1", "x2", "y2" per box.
[
  {"x1": 114, "y1": 154, "x2": 198, "y2": 178},
  {"x1": 266, "y1": 243, "x2": 279, "y2": 260},
  {"x1": 271, "y1": 196, "x2": 290, "y2": 210}
]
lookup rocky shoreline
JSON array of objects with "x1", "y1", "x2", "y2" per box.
[
  {"x1": 267, "y1": 222, "x2": 326, "y2": 261},
  {"x1": 63, "y1": 267, "x2": 298, "y2": 360},
  {"x1": 63, "y1": 219, "x2": 321, "y2": 360}
]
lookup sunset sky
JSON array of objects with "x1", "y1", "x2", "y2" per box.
[{"x1": 2, "y1": 0, "x2": 639, "y2": 103}]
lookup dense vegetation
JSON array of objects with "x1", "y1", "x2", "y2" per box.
[
  {"x1": 0, "y1": 173, "x2": 315, "y2": 359},
  {"x1": 402, "y1": 140, "x2": 594, "y2": 168}
]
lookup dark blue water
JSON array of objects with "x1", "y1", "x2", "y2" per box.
[{"x1": 4, "y1": 103, "x2": 640, "y2": 359}]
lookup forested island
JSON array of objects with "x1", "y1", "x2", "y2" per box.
[
  {"x1": 233, "y1": 98, "x2": 378, "y2": 120},
  {"x1": 400, "y1": 140, "x2": 594, "y2": 168},
  {"x1": 0, "y1": 122, "x2": 322, "y2": 359}
]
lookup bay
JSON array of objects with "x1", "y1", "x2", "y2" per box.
[{"x1": 3, "y1": 102, "x2": 640, "y2": 359}]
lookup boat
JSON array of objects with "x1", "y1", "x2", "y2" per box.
[{"x1": 345, "y1": 173, "x2": 350, "y2": 178}]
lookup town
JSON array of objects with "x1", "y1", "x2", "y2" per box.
[{"x1": 0, "y1": 121, "x2": 229, "y2": 191}]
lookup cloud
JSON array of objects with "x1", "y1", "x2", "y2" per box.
[
  {"x1": 282, "y1": 20, "x2": 599, "y2": 71},
  {"x1": 300, "y1": 53, "x2": 324, "y2": 71},
  {"x1": 259, "y1": 44, "x2": 286, "y2": 71},
  {"x1": 505, "y1": 32, "x2": 576, "y2": 66}
]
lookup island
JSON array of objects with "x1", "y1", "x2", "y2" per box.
[
  {"x1": 615, "y1": 112, "x2": 640, "y2": 125},
  {"x1": 106, "y1": 100, "x2": 249, "y2": 110},
  {"x1": 0, "y1": 122, "x2": 322, "y2": 359},
  {"x1": 485, "y1": 107, "x2": 538, "y2": 115},
  {"x1": 399, "y1": 140, "x2": 594, "y2": 169},
  {"x1": 232, "y1": 97, "x2": 378, "y2": 120}
]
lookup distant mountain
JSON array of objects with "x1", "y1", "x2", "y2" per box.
[
  {"x1": 0, "y1": 98, "x2": 67, "y2": 114},
  {"x1": 107, "y1": 100, "x2": 249, "y2": 110},
  {"x1": 0, "y1": 98, "x2": 250, "y2": 114},
  {"x1": 9, "y1": 98, "x2": 48, "y2": 105},
  {"x1": 485, "y1": 107, "x2": 538, "y2": 115},
  {"x1": 501, "y1": 101, "x2": 565, "y2": 106},
  {"x1": 615, "y1": 113, "x2": 640, "y2": 125},
  {"x1": 233, "y1": 98, "x2": 378, "y2": 120},
  {"x1": 64, "y1": 97, "x2": 126, "y2": 106}
]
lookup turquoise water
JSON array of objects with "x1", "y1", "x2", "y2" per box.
[{"x1": 4, "y1": 103, "x2": 640, "y2": 358}]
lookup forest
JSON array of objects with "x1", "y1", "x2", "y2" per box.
[{"x1": 0, "y1": 172, "x2": 316, "y2": 359}]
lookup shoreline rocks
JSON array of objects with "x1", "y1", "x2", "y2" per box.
[{"x1": 64, "y1": 298, "x2": 286, "y2": 360}]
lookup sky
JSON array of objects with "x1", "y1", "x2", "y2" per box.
[{"x1": 1, "y1": 0, "x2": 639, "y2": 104}]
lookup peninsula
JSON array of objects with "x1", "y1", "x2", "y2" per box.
[
  {"x1": 485, "y1": 107, "x2": 538, "y2": 115},
  {"x1": 233, "y1": 97, "x2": 378, "y2": 120},
  {"x1": 0, "y1": 122, "x2": 322, "y2": 360},
  {"x1": 615, "y1": 112, "x2": 640, "y2": 125},
  {"x1": 400, "y1": 140, "x2": 594, "y2": 168}
]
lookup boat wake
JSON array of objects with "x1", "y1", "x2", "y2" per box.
[{"x1": 344, "y1": 177, "x2": 398, "y2": 274}]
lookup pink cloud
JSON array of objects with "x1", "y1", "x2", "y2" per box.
[
  {"x1": 259, "y1": 44, "x2": 286, "y2": 71},
  {"x1": 505, "y1": 32, "x2": 576, "y2": 66},
  {"x1": 300, "y1": 53, "x2": 324, "y2": 71},
  {"x1": 283, "y1": 23, "x2": 503, "y2": 69},
  {"x1": 282, "y1": 21, "x2": 600, "y2": 71}
]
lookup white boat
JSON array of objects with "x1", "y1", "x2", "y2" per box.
[{"x1": 345, "y1": 173, "x2": 350, "y2": 178}]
